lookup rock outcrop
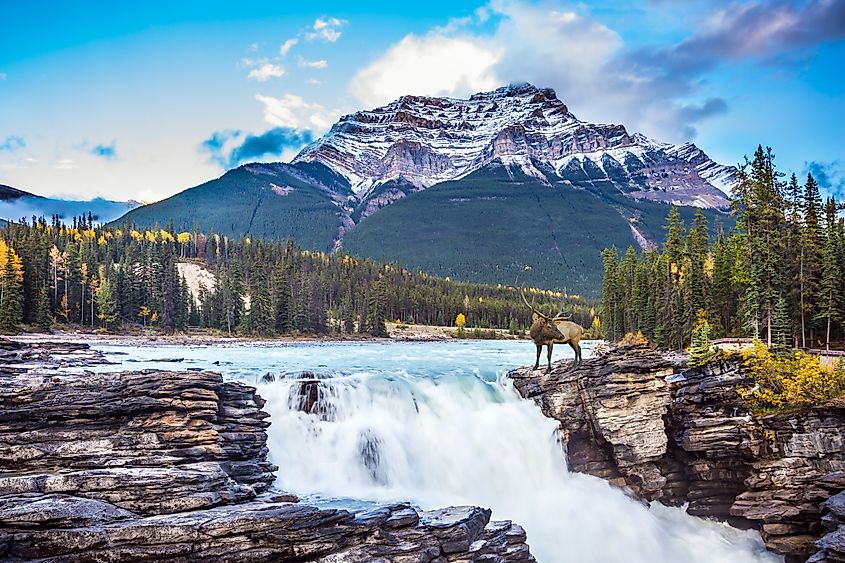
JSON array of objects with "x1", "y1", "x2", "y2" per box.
[
  {"x1": 812, "y1": 490, "x2": 845, "y2": 561},
  {"x1": 509, "y1": 344, "x2": 845, "y2": 562},
  {"x1": 0, "y1": 343, "x2": 533, "y2": 562}
]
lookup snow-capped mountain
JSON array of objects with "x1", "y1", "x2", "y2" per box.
[
  {"x1": 293, "y1": 83, "x2": 736, "y2": 210},
  {"x1": 119, "y1": 83, "x2": 738, "y2": 295}
]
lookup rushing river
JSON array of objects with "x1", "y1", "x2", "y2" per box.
[{"x1": 89, "y1": 339, "x2": 780, "y2": 563}]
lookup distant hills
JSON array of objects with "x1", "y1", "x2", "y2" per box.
[
  {"x1": 0, "y1": 184, "x2": 140, "y2": 225},
  {"x1": 114, "y1": 83, "x2": 736, "y2": 296}
]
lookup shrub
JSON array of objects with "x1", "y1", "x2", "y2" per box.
[{"x1": 739, "y1": 340, "x2": 845, "y2": 411}]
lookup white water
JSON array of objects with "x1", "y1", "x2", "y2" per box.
[{"x1": 90, "y1": 340, "x2": 780, "y2": 563}]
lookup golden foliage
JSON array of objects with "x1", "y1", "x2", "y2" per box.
[
  {"x1": 0, "y1": 240, "x2": 24, "y2": 281},
  {"x1": 619, "y1": 331, "x2": 648, "y2": 346},
  {"x1": 177, "y1": 232, "x2": 191, "y2": 244},
  {"x1": 739, "y1": 340, "x2": 845, "y2": 411},
  {"x1": 455, "y1": 313, "x2": 466, "y2": 328}
]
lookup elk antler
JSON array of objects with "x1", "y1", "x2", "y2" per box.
[{"x1": 520, "y1": 286, "x2": 550, "y2": 319}]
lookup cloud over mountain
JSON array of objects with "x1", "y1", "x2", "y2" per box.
[
  {"x1": 201, "y1": 127, "x2": 312, "y2": 169},
  {"x1": 349, "y1": 0, "x2": 844, "y2": 143}
]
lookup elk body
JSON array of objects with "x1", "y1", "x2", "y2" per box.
[{"x1": 521, "y1": 290, "x2": 584, "y2": 373}]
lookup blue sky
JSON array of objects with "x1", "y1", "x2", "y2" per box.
[{"x1": 1, "y1": 0, "x2": 843, "y2": 202}]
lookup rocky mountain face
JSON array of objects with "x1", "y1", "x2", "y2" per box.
[
  {"x1": 294, "y1": 83, "x2": 735, "y2": 214},
  {"x1": 508, "y1": 344, "x2": 845, "y2": 562},
  {"x1": 0, "y1": 339, "x2": 533, "y2": 562}
]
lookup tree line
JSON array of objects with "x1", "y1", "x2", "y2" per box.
[
  {"x1": 0, "y1": 215, "x2": 592, "y2": 336},
  {"x1": 600, "y1": 145, "x2": 845, "y2": 350}
]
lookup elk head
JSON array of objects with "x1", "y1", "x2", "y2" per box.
[{"x1": 520, "y1": 288, "x2": 567, "y2": 342}]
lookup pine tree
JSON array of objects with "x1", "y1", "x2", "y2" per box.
[
  {"x1": 35, "y1": 286, "x2": 52, "y2": 331},
  {"x1": 340, "y1": 291, "x2": 354, "y2": 333},
  {"x1": 802, "y1": 172, "x2": 823, "y2": 345},
  {"x1": 247, "y1": 262, "x2": 274, "y2": 336},
  {"x1": 815, "y1": 211, "x2": 842, "y2": 350},
  {"x1": 96, "y1": 270, "x2": 118, "y2": 328},
  {"x1": 600, "y1": 247, "x2": 620, "y2": 341},
  {"x1": 274, "y1": 264, "x2": 292, "y2": 334},
  {"x1": 367, "y1": 276, "x2": 388, "y2": 337},
  {"x1": 685, "y1": 209, "x2": 710, "y2": 331},
  {"x1": 689, "y1": 310, "x2": 715, "y2": 368},
  {"x1": 0, "y1": 246, "x2": 23, "y2": 333},
  {"x1": 772, "y1": 295, "x2": 791, "y2": 350}
]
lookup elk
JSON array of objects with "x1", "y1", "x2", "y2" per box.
[{"x1": 521, "y1": 289, "x2": 584, "y2": 373}]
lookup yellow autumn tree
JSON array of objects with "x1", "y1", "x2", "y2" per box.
[
  {"x1": 740, "y1": 340, "x2": 845, "y2": 411},
  {"x1": 0, "y1": 240, "x2": 24, "y2": 282}
]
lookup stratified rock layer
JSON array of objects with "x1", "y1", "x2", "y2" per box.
[
  {"x1": 0, "y1": 356, "x2": 532, "y2": 562},
  {"x1": 509, "y1": 344, "x2": 845, "y2": 562}
]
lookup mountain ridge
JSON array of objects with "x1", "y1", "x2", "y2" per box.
[
  {"x1": 115, "y1": 83, "x2": 737, "y2": 294},
  {"x1": 293, "y1": 83, "x2": 736, "y2": 212}
]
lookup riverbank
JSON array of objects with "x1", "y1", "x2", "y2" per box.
[{"x1": 8, "y1": 321, "x2": 523, "y2": 347}]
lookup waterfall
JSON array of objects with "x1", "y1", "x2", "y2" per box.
[
  {"x1": 259, "y1": 370, "x2": 779, "y2": 563},
  {"x1": 91, "y1": 340, "x2": 780, "y2": 562}
]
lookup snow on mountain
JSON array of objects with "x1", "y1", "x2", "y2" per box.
[{"x1": 293, "y1": 83, "x2": 736, "y2": 210}]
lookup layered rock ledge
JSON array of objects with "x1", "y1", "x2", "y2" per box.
[
  {"x1": 0, "y1": 343, "x2": 532, "y2": 562},
  {"x1": 508, "y1": 344, "x2": 845, "y2": 562}
]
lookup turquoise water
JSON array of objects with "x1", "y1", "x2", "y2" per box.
[{"x1": 89, "y1": 340, "x2": 779, "y2": 563}]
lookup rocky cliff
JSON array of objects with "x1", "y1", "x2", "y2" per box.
[
  {"x1": 0, "y1": 343, "x2": 533, "y2": 562},
  {"x1": 508, "y1": 344, "x2": 845, "y2": 562}
]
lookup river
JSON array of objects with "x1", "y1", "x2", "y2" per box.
[{"x1": 88, "y1": 339, "x2": 780, "y2": 563}]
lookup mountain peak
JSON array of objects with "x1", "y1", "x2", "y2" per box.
[{"x1": 293, "y1": 84, "x2": 734, "y2": 209}]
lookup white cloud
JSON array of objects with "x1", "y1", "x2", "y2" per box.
[
  {"x1": 307, "y1": 17, "x2": 346, "y2": 43},
  {"x1": 279, "y1": 38, "x2": 298, "y2": 56},
  {"x1": 247, "y1": 62, "x2": 286, "y2": 82},
  {"x1": 56, "y1": 159, "x2": 79, "y2": 170},
  {"x1": 347, "y1": 0, "x2": 737, "y2": 142},
  {"x1": 249, "y1": 43, "x2": 259, "y2": 52},
  {"x1": 255, "y1": 93, "x2": 337, "y2": 131},
  {"x1": 350, "y1": 33, "x2": 502, "y2": 107},
  {"x1": 299, "y1": 58, "x2": 328, "y2": 69}
]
